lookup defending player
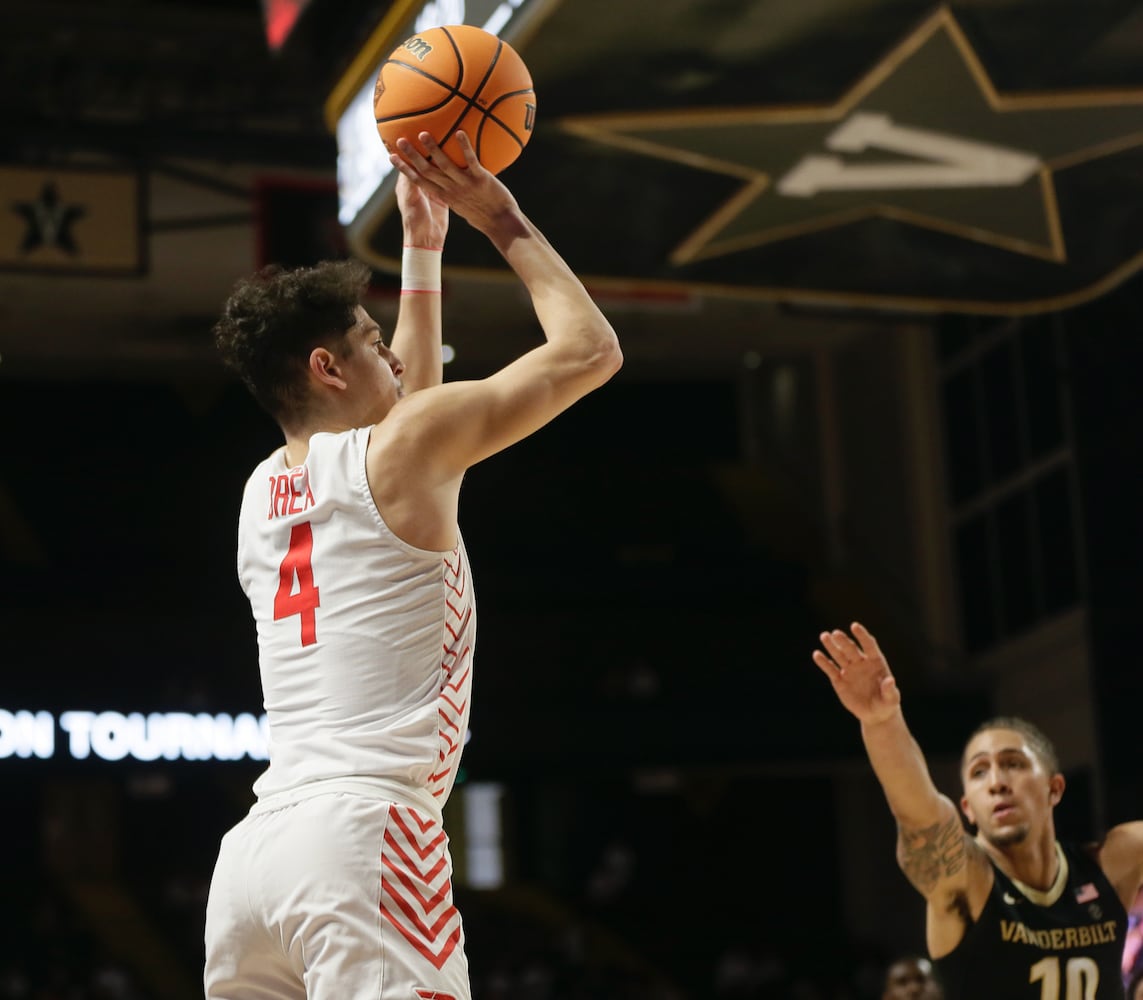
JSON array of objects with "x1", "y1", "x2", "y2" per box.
[{"x1": 813, "y1": 623, "x2": 1143, "y2": 999}]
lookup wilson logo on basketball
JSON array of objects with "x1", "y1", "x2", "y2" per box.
[
  {"x1": 403, "y1": 37, "x2": 433, "y2": 60},
  {"x1": 524, "y1": 103, "x2": 536, "y2": 132}
]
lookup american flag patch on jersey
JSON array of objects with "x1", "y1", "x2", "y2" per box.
[{"x1": 1075, "y1": 882, "x2": 1099, "y2": 903}]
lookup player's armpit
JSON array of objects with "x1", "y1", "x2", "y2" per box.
[
  {"x1": 897, "y1": 806, "x2": 994, "y2": 958},
  {"x1": 926, "y1": 885, "x2": 980, "y2": 961}
]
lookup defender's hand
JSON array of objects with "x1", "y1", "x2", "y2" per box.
[{"x1": 812, "y1": 622, "x2": 901, "y2": 726}]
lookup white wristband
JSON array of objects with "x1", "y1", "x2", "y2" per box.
[{"x1": 401, "y1": 245, "x2": 442, "y2": 294}]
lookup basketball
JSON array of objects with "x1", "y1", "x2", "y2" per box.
[{"x1": 373, "y1": 25, "x2": 536, "y2": 175}]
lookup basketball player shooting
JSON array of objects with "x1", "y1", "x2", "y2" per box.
[
  {"x1": 203, "y1": 130, "x2": 622, "y2": 999},
  {"x1": 813, "y1": 623, "x2": 1143, "y2": 999}
]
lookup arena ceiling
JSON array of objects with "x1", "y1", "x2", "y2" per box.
[
  {"x1": 3, "y1": 0, "x2": 1143, "y2": 377},
  {"x1": 358, "y1": 0, "x2": 1143, "y2": 316}
]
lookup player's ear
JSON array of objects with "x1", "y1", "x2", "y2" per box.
[
  {"x1": 309, "y1": 347, "x2": 347, "y2": 389},
  {"x1": 1048, "y1": 772, "x2": 1065, "y2": 806},
  {"x1": 960, "y1": 794, "x2": 976, "y2": 827}
]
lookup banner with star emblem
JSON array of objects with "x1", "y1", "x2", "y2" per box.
[
  {"x1": 556, "y1": 7, "x2": 1143, "y2": 313},
  {"x1": 348, "y1": 2, "x2": 1143, "y2": 316},
  {"x1": 0, "y1": 166, "x2": 143, "y2": 274}
]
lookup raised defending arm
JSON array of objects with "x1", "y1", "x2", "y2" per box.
[{"x1": 813, "y1": 624, "x2": 992, "y2": 957}]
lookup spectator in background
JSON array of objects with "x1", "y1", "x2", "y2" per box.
[{"x1": 882, "y1": 955, "x2": 941, "y2": 1000}]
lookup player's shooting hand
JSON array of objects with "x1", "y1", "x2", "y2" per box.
[
  {"x1": 389, "y1": 131, "x2": 520, "y2": 236},
  {"x1": 812, "y1": 622, "x2": 901, "y2": 726},
  {"x1": 396, "y1": 171, "x2": 449, "y2": 248}
]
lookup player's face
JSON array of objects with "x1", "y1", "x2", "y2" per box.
[
  {"x1": 960, "y1": 728, "x2": 1061, "y2": 848},
  {"x1": 346, "y1": 306, "x2": 405, "y2": 420},
  {"x1": 883, "y1": 958, "x2": 934, "y2": 999}
]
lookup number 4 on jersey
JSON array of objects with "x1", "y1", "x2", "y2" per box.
[{"x1": 274, "y1": 522, "x2": 320, "y2": 646}]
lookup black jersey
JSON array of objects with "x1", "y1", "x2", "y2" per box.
[{"x1": 934, "y1": 842, "x2": 1129, "y2": 999}]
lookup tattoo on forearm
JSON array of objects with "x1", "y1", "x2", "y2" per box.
[{"x1": 898, "y1": 816, "x2": 967, "y2": 895}]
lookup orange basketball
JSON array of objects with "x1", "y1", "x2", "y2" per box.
[{"x1": 373, "y1": 25, "x2": 536, "y2": 175}]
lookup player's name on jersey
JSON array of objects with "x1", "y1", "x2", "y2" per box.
[
  {"x1": 268, "y1": 469, "x2": 315, "y2": 519},
  {"x1": 0, "y1": 708, "x2": 268, "y2": 763},
  {"x1": 999, "y1": 919, "x2": 1119, "y2": 950}
]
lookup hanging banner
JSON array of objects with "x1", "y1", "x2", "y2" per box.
[{"x1": 0, "y1": 165, "x2": 144, "y2": 275}]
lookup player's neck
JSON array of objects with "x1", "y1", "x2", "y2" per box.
[
  {"x1": 985, "y1": 830, "x2": 1061, "y2": 892},
  {"x1": 282, "y1": 436, "x2": 309, "y2": 468},
  {"x1": 281, "y1": 414, "x2": 355, "y2": 467}
]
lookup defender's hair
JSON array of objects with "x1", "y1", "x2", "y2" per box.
[{"x1": 961, "y1": 716, "x2": 1060, "y2": 778}]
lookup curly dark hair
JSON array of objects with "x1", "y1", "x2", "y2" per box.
[
  {"x1": 213, "y1": 259, "x2": 373, "y2": 423},
  {"x1": 961, "y1": 716, "x2": 1060, "y2": 779}
]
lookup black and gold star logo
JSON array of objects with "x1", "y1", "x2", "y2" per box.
[
  {"x1": 11, "y1": 181, "x2": 87, "y2": 256},
  {"x1": 561, "y1": 6, "x2": 1143, "y2": 269}
]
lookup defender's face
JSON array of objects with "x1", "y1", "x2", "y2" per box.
[{"x1": 960, "y1": 728, "x2": 1061, "y2": 848}]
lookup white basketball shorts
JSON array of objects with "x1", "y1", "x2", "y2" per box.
[{"x1": 204, "y1": 791, "x2": 471, "y2": 999}]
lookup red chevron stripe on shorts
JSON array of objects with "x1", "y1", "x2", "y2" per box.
[{"x1": 380, "y1": 806, "x2": 461, "y2": 971}]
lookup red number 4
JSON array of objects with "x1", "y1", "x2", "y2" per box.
[{"x1": 274, "y1": 522, "x2": 320, "y2": 646}]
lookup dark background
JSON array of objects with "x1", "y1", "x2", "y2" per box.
[{"x1": 2, "y1": 1, "x2": 1142, "y2": 998}]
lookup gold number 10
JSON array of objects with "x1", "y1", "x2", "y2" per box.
[{"x1": 1030, "y1": 956, "x2": 1099, "y2": 1000}]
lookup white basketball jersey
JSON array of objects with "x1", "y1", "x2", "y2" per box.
[{"x1": 236, "y1": 426, "x2": 476, "y2": 815}]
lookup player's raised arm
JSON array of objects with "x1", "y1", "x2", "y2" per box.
[
  {"x1": 387, "y1": 173, "x2": 449, "y2": 393},
  {"x1": 814, "y1": 624, "x2": 950, "y2": 832},
  {"x1": 813, "y1": 624, "x2": 991, "y2": 949},
  {"x1": 383, "y1": 131, "x2": 622, "y2": 479}
]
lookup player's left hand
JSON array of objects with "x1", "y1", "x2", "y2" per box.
[{"x1": 390, "y1": 132, "x2": 520, "y2": 237}]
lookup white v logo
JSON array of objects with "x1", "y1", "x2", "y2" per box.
[{"x1": 778, "y1": 111, "x2": 1042, "y2": 197}]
